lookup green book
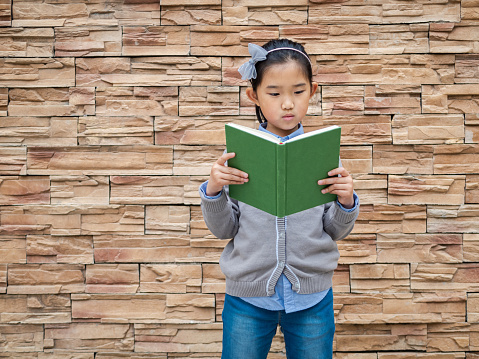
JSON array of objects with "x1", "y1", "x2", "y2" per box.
[{"x1": 225, "y1": 123, "x2": 341, "y2": 217}]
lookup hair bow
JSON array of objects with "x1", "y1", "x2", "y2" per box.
[{"x1": 238, "y1": 43, "x2": 268, "y2": 80}]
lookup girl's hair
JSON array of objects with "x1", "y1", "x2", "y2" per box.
[{"x1": 250, "y1": 39, "x2": 313, "y2": 124}]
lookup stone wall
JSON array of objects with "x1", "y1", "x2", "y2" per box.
[{"x1": 1, "y1": 0, "x2": 479, "y2": 357}]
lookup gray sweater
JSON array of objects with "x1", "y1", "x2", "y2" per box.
[{"x1": 200, "y1": 188, "x2": 359, "y2": 297}]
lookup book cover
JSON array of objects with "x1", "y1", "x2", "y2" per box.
[{"x1": 225, "y1": 123, "x2": 341, "y2": 217}]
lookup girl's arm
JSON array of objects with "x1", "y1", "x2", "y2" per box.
[
  {"x1": 200, "y1": 152, "x2": 248, "y2": 239},
  {"x1": 319, "y1": 166, "x2": 359, "y2": 240}
]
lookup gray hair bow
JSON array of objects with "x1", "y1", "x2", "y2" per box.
[{"x1": 238, "y1": 43, "x2": 268, "y2": 80}]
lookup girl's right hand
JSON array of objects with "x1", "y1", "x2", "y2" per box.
[{"x1": 206, "y1": 152, "x2": 249, "y2": 197}]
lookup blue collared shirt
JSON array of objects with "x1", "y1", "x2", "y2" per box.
[{"x1": 200, "y1": 122, "x2": 359, "y2": 313}]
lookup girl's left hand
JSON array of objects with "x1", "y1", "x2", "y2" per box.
[{"x1": 318, "y1": 167, "x2": 354, "y2": 209}]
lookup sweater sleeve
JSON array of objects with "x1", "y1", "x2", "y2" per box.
[
  {"x1": 199, "y1": 181, "x2": 240, "y2": 240},
  {"x1": 322, "y1": 192, "x2": 359, "y2": 241}
]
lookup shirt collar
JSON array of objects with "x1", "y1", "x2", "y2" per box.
[{"x1": 258, "y1": 122, "x2": 304, "y2": 142}]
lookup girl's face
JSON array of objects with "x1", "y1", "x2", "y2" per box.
[{"x1": 246, "y1": 60, "x2": 318, "y2": 138}]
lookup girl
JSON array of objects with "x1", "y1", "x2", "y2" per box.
[{"x1": 199, "y1": 39, "x2": 359, "y2": 359}]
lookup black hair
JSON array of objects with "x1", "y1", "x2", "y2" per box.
[{"x1": 249, "y1": 38, "x2": 313, "y2": 124}]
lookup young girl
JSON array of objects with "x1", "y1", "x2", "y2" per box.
[{"x1": 199, "y1": 39, "x2": 359, "y2": 359}]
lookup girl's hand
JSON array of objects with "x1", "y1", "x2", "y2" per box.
[
  {"x1": 318, "y1": 167, "x2": 354, "y2": 209},
  {"x1": 206, "y1": 152, "x2": 249, "y2": 197}
]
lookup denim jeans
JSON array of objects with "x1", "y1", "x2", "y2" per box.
[{"x1": 221, "y1": 288, "x2": 335, "y2": 359}]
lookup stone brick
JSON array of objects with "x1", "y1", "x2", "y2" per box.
[
  {"x1": 427, "y1": 205, "x2": 479, "y2": 234},
  {"x1": 173, "y1": 145, "x2": 225, "y2": 176},
  {"x1": 93, "y1": 235, "x2": 222, "y2": 264},
  {"x1": 308, "y1": 1, "x2": 460, "y2": 24},
  {"x1": 339, "y1": 146, "x2": 372, "y2": 175},
  {"x1": 455, "y1": 55, "x2": 479, "y2": 83},
  {"x1": 0, "y1": 204, "x2": 143, "y2": 237},
  {"x1": 140, "y1": 264, "x2": 202, "y2": 293},
  {"x1": 423, "y1": 84, "x2": 479, "y2": 114},
  {"x1": 304, "y1": 115, "x2": 392, "y2": 145},
  {"x1": 466, "y1": 114, "x2": 479, "y2": 144},
  {"x1": 281, "y1": 25, "x2": 369, "y2": 55},
  {"x1": 350, "y1": 264, "x2": 410, "y2": 293},
  {"x1": 388, "y1": 175, "x2": 465, "y2": 205},
  {"x1": 145, "y1": 205, "x2": 190, "y2": 235},
  {"x1": 0, "y1": 176, "x2": 50, "y2": 205},
  {"x1": 96, "y1": 354, "x2": 165, "y2": 359},
  {"x1": 122, "y1": 26, "x2": 189, "y2": 56},
  {"x1": 27, "y1": 146, "x2": 173, "y2": 175},
  {"x1": 427, "y1": 323, "x2": 470, "y2": 352},
  {"x1": 51, "y1": 175, "x2": 109, "y2": 205},
  {"x1": 8, "y1": 87, "x2": 94, "y2": 117},
  {"x1": 464, "y1": 234, "x2": 479, "y2": 262},
  {"x1": 0, "y1": 0, "x2": 10, "y2": 26},
  {"x1": 379, "y1": 354, "x2": 464, "y2": 359},
  {"x1": 0, "y1": 28, "x2": 53, "y2": 57},
  {"x1": 161, "y1": 5, "x2": 221, "y2": 25},
  {"x1": 78, "y1": 116, "x2": 153, "y2": 145},
  {"x1": 0, "y1": 117, "x2": 77, "y2": 146},
  {"x1": 430, "y1": 23, "x2": 479, "y2": 54},
  {"x1": 202, "y1": 263, "x2": 225, "y2": 294},
  {"x1": 313, "y1": 54, "x2": 454, "y2": 85},
  {"x1": 333, "y1": 264, "x2": 351, "y2": 293},
  {"x1": 222, "y1": 2, "x2": 307, "y2": 26},
  {"x1": 0, "y1": 294, "x2": 71, "y2": 324},
  {"x1": 134, "y1": 323, "x2": 222, "y2": 353},
  {"x1": 0, "y1": 236, "x2": 26, "y2": 264},
  {"x1": 365, "y1": 85, "x2": 421, "y2": 114},
  {"x1": 179, "y1": 86, "x2": 239, "y2": 117},
  {"x1": 377, "y1": 233, "x2": 463, "y2": 263},
  {"x1": 335, "y1": 323, "x2": 427, "y2": 352},
  {"x1": 0, "y1": 324, "x2": 44, "y2": 352},
  {"x1": 392, "y1": 114, "x2": 464, "y2": 144},
  {"x1": 155, "y1": 117, "x2": 253, "y2": 146},
  {"x1": 351, "y1": 174, "x2": 388, "y2": 205},
  {"x1": 0, "y1": 264, "x2": 5, "y2": 293},
  {"x1": 322, "y1": 86, "x2": 364, "y2": 116},
  {"x1": 55, "y1": 26, "x2": 121, "y2": 57},
  {"x1": 462, "y1": 0, "x2": 479, "y2": 20},
  {"x1": 335, "y1": 292, "x2": 465, "y2": 324},
  {"x1": 86, "y1": 264, "x2": 139, "y2": 294},
  {"x1": 110, "y1": 176, "x2": 190, "y2": 205},
  {"x1": 0, "y1": 88, "x2": 6, "y2": 116},
  {"x1": 354, "y1": 204, "x2": 427, "y2": 234},
  {"x1": 412, "y1": 263, "x2": 479, "y2": 292},
  {"x1": 7, "y1": 264, "x2": 85, "y2": 294},
  {"x1": 77, "y1": 56, "x2": 221, "y2": 88},
  {"x1": 338, "y1": 234, "x2": 377, "y2": 264},
  {"x1": 466, "y1": 175, "x2": 479, "y2": 203},
  {"x1": 44, "y1": 323, "x2": 134, "y2": 352},
  {"x1": 434, "y1": 145, "x2": 479, "y2": 174},
  {"x1": 26, "y1": 235, "x2": 93, "y2": 264},
  {"x1": 370, "y1": 24, "x2": 429, "y2": 54},
  {"x1": 190, "y1": 25, "x2": 278, "y2": 56},
  {"x1": 72, "y1": 293, "x2": 215, "y2": 323},
  {"x1": 96, "y1": 86, "x2": 178, "y2": 117},
  {"x1": 0, "y1": 145, "x2": 26, "y2": 175},
  {"x1": 373, "y1": 144, "x2": 434, "y2": 174}
]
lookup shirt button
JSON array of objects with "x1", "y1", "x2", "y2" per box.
[{"x1": 279, "y1": 261, "x2": 285, "y2": 267}]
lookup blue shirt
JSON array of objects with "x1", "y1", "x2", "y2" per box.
[{"x1": 200, "y1": 122, "x2": 359, "y2": 313}]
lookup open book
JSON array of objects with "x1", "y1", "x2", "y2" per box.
[{"x1": 225, "y1": 123, "x2": 341, "y2": 217}]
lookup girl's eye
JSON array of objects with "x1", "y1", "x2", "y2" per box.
[
  {"x1": 295, "y1": 90, "x2": 305, "y2": 95},
  {"x1": 268, "y1": 93, "x2": 280, "y2": 97}
]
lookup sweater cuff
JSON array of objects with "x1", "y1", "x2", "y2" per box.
[
  {"x1": 199, "y1": 185, "x2": 230, "y2": 213},
  {"x1": 331, "y1": 197, "x2": 359, "y2": 224}
]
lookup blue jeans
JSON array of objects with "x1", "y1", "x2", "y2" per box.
[{"x1": 221, "y1": 288, "x2": 335, "y2": 359}]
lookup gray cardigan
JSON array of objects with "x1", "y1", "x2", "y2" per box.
[{"x1": 200, "y1": 188, "x2": 359, "y2": 297}]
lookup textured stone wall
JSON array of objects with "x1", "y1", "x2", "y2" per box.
[{"x1": 0, "y1": 0, "x2": 479, "y2": 357}]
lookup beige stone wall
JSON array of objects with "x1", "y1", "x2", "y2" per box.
[{"x1": 0, "y1": 0, "x2": 479, "y2": 357}]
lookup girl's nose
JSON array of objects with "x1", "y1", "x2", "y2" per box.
[{"x1": 282, "y1": 99, "x2": 294, "y2": 110}]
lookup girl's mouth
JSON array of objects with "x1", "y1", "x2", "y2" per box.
[{"x1": 283, "y1": 114, "x2": 295, "y2": 120}]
